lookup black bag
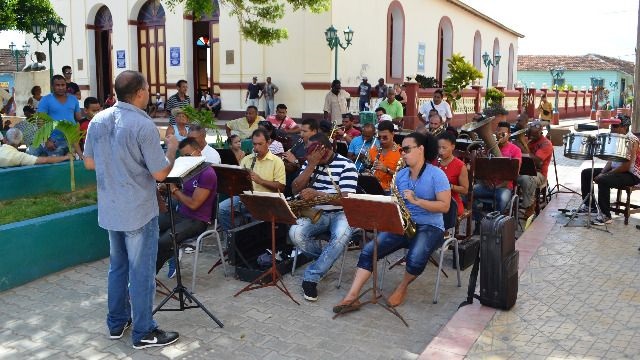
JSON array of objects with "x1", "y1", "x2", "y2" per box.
[
  {"x1": 452, "y1": 238, "x2": 480, "y2": 270},
  {"x1": 478, "y1": 212, "x2": 518, "y2": 310},
  {"x1": 542, "y1": 109, "x2": 550, "y2": 116}
]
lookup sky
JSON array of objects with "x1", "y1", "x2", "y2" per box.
[
  {"x1": 463, "y1": 0, "x2": 638, "y2": 62},
  {"x1": 1, "y1": 0, "x2": 637, "y2": 62}
]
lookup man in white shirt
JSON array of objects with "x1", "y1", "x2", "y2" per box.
[
  {"x1": 187, "y1": 125, "x2": 221, "y2": 164},
  {"x1": 418, "y1": 89, "x2": 452, "y2": 124}
]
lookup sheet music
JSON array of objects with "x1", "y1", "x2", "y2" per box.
[
  {"x1": 167, "y1": 156, "x2": 205, "y2": 178},
  {"x1": 242, "y1": 191, "x2": 297, "y2": 220},
  {"x1": 347, "y1": 193, "x2": 395, "y2": 203},
  {"x1": 213, "y1": 163, "x2": 244, "y2": 169}
]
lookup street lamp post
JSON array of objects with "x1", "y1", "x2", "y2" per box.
[
  {"x1": 32, "y1": 19, "x2": 67, "y2": 80},
  {"x1": 324, "y1": 25, "x2": 354, "y2": 81},
  {"x1": 481, "y1": 51, "x2": 501, "y2": 109},
  {"x1": 609, "y1": 81, "x2": 619, "y2": 108},
  {"x1": 8, "y1": 41, "x2": 30, "y2": 72},
  {"x1": 550, "y1": 67, "x2": 565, "y2": 123}
]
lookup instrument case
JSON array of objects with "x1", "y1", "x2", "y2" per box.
[
  {"x1": 479, "y1": 212, "x2": 519, "y2": 310},
  {"x1": 452, "y1": 237, "x2": 480, "y2": 270}
]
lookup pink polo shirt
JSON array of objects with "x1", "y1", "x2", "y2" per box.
[{"x1": 266, "y1": 115, "x2": 298, "y2": 131}]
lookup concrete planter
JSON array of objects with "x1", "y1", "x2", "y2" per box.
[{"x1": 0, "y1": 205, "x2": 108, "y2": 292}]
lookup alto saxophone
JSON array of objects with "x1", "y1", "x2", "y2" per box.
[
  {"x1": 288, "y1": 166, "x2": 342, "y2": 223},
  {"x1": 390, "y1": 158, "x2": 417, "y2": 238}
]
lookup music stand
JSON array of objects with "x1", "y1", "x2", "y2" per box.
[
  {"x1": 519, "y1": 155, "x2": 537, "y2": 177},
  {"x1": 234, "y1": 193, "x2": 300, "y2": 304},
  {"x1": 153, "y1": 163, "x2": 224, "y2": 328},
  {"x1": 217, "y1": 149, "x2": 239, "y2": 165},
  {"x1": 357, "y1": 174, "x2": 386, "y2": 195},
  {"x1": 334, "y1": 196, "x2": 408, "y2": 327},
  {"x1": 547, "y1": 128, "x2": 580, "y2": 198},
  {"x1": 207, "y1": 165, "x2": 253, "y2": 274},
  {"x1": 474, "y1": 157, "x2": 520, "y2": 220}
]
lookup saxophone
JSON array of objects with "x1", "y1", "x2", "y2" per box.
[
  {"x1": 390, "y1": 158, "x2": 417, "y2": 238},
  {"x1": 288, "y1": 166, "x2": 342, "y2": 223},
  {"x1": 430, "y1": 124, "x2": 446, "y2": 137}
]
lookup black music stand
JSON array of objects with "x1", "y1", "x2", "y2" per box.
[
  {"x1": 207, "y1": 165, "x2": 253, "y2": 274},
  {"x1": 474, "y1": 157, "x2": 520, "y2": 220},
  {"x1": 218, "y1": 149, "x2": 239, "y2": 165},
  {"x1": 546, "y1": 129, "x2": 580, "y2": 198},
  {"x1": 334, "y1": 197, "x2": 408, "y2": 327},
  {"x1": 153, "y1": 163, "x2": 224, "y2": 328},
  {"x1": 357, "y1": 174, "x2": 386, "y2": 195},
  {"x1": 234, "y1": 194, "x2": 300, "y2": 304},
  {"x1": 519, "y1": 155, "x2": 537, "y2": 177}
]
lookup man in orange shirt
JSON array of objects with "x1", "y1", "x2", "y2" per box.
[{"x1": 368, "y1": 120, "x2": 401, "y2": 194}]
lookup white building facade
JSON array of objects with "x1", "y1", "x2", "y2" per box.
[{"x1": 29, "y1": 0, "x2": 522, "y2": 118}]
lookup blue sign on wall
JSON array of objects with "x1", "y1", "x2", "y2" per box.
[
  {"x1": 116, "y1": 50, "x2": 126, "y2": 69},
  {"x1": 170, "y1": 47, "x2": 180, "y2": 66},
  {"x1": 417, "y1": 43, "x2": 425, "y2": 73}
]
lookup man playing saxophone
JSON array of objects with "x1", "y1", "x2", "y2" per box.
[
  {"x1": 289, "y1": 133, "x2": 358, "y2": 302},
  {"x1": 334, "y1": 132, "x2": 451, "y2": 312},
  {"x1": 368, "y1": 120, "x2": 401, "y2": 194},
  {"x1": 218, "y1": 129, "x2": 286, "y2": 231}
]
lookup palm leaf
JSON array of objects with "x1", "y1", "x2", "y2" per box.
[
  {"x1": 54, "y1": 121, "x2": 84, "y2": 154},
  {"x1": 29, "y1": 112, "x2": 55, "y2": 147}
]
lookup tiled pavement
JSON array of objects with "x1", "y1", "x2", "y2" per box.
[{"x1": 4, "y1": 118, "x2": 640, "y2": 359}]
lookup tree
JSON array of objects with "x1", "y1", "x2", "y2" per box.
[
  {"x1": 442, "y1": 54, "x2": 483, "y2": 113},
  {"x1": 0, "y1": 0, "x2": 60, "y2": 33},
  {"x1": 165, "y1": 0, "x2": 330, "y2": 44}
]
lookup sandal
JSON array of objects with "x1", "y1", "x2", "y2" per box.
[{"x1": 332, "y1": 299, "x2": 361, "y2": 314}]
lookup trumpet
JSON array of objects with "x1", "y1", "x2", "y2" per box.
[
  {"x1": 429, "y1": 124, "x2": 446, "y2": 137},
  {"x1": 329, "y1": 123, "x2": 346, "y2": 140},
  {"x1": 511, "y1": 128, "x2": 530, "y2": 154}
]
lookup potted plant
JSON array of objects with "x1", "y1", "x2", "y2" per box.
[
  {"x1": 483, "y1": 87, "x2": 508, "y2": 121},
  {"x1": 414, "y1": 74, "x2": 438, "y2": 89},
  {"x1": 442, "y1": 53, "x2": 483, "y2": 122},
  {"x1": 183, "y1": 105, "x2": 225, "y2": 148}
]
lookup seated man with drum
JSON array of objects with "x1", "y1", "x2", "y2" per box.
[
  {"x1": 289, "y1": 133, "x2": 358, "y2": 302},
  {"x1": 577, "y1": 115, "x2": 640, "y2": 225},
  {"x1": 472, "y1": 121, "x2": 522, "y2": 225},
  {"x1": 334, "y1": 132, "x2": 451, "y2": 311},
  {"x1": 517, "y1": 120, "x2": 553, "y2": 219}
]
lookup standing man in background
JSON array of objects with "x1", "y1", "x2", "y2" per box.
[
  {"x1": 84, "y1": 70, "x2": 180, "y2": 349},
  {"x1": 263, "y1": 77, "x2": 279, "y2": 116},
  {"x1": 166, "y1": 80, "x2": 190, "y2": 126},
  {"x1": 323, "y1": 80, "x2": 351, "y2": 124},
  {"x1": 62, "y1": 65, "x2": 81, "y2": 100},
  {"x1": 246, "y1": 76, "x2": 262, "y2": 108},
  {"x1": 358, "y1": 77, "x2": 372, "y2": 111}
]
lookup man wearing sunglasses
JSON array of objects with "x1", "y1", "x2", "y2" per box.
[
  {"x1": 517, "y1": 120, "x2": 553, "y2": 219},
  {"x1": 577, "y1": 115, "x2": 640, "y2": 225},
  {"x1": 158, "y1": 137, "x2": 217, "y2": 278},
  {"x1": 368, "y1": 120, "x2": 401, "y2": 194}
]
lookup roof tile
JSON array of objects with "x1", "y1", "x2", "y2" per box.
[{"x1": 518, "y1": 54, "x2": 634, "y2": 75}]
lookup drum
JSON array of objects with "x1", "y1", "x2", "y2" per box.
[
  {"x1": 595, "y1": 133, "x2": 630, "y2": 161},
  {"x1": 563, "y1": 133, "x2": 594, "y2": 160}
]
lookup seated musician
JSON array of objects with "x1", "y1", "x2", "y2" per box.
[
  {"x1": 289, "y1": 133, "x2": 358, "y2": 302},
  {"x1": 437, "y1": 132, "x2": 469, "y2": 216},
  {"x1": 517, "y1": 120, "x2": 554, "y2": 219},
  {"x1": 225, "y1": 105, "x2": 264, "y2": 139},
  {"x1": 428, "y1": 113, "x2": 445, "y2": 134},
  {"x1": 472, "y1": 122, "x2": 522, "y2": 223},
  {"x1": 218, "y1": 129, "x2": 286, "y2": 230},
  {"x1": 367, "y1": 120, "x2": 401, "y2": 194},
  {"x1": 333, "y1": 113, "x2": 361, "y2": 145},
  {"x1": 265, "y1": 103, "x2": 300, "y2": 136},
  {"x1": 157, "y1": 138, "x2": 217, "y2": 278},
  {"x1": 578, "y1": 115, "x2": 640, "y2": 225},
  {"x1": 283, "y1": 118, "x2": 318, "y2": 166},
  {"x1": 347, "y1": 123, "x2": 378, "y2": 172},
  {"x1": 334, "y1": 132, "x2": 451, "y2": 311}
]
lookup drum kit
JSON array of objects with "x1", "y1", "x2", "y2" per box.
[{"x1": 562, "y1": 118, "x2": 627, "y2": 231}]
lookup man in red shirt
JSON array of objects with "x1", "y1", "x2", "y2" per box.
[
  {"x1": 333, "y1": 113, "x2": 361, "y2": 145},
  {"x1": 79, "y1": 97, "x2": 102, "y2": 151},
  {"x1": 518, "y1": 120, "x2": 553, "y2": 218}
]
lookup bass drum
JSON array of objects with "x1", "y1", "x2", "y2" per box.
[
  {"x1": 563, "y1": 133, "x2": 594, "y2": 160},
  {"x1": 595, "y1": 133, "x2": 630, "y2": 161}
]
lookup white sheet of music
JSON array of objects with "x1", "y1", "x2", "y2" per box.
[{"x1": 167, "y1": 156, "x2": 205, "y2": 178}]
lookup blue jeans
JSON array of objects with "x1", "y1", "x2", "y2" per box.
[
  {"x1": 265, "y1": 99, "x2": 275, "y2": 116},
  {"x1": 27, "y1": 144, "x2": 68, "y2": 157},
  {"x1": 357, "y1": 224, "x2": 444, "y2": 276},
  {"x1": 107, "y1": 217, "x2": 159, "y2": 343},
  {"x1": 289, "y1": 211, "x2": 352, "y2": 283},
  {"x1": 218, "y1": 196, "x2": 251, "y2": 230},
  {"x1": 359, "y1": 97, "x2": 370, "y2": 112},
  {"x1": 472, "y1": 183, "x2": 512, "y2": 220}
]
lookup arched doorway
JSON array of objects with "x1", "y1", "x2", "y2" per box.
[
  {"x1": 473, "y1": 31, "x2": 482, "y2": 72},
  {"x1": 95, "y1": 6, "x2": 113, "y2": 104},
  {"x1": 436, "y1": 17, "x2": 453, "y2": 86},
  {"x1": 492, "y1": 38, "x2": 500, "y2": 86},
  {"x1": 507, "y1": 43, "x2": 514, "y2": 89},
  {"x1": 192, "y1": 0, "x2": 220, "y2": 107},
  {"x1": 386, "y1": 1, "x2": 405, "y2": 84},
  {"x1": 137, "y1": 0, "x2": 166, "y2": 103}
]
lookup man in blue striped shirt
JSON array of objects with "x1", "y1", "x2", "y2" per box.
[{"x1": 290, "y1": 133, "x2": 358, "y2": 301}]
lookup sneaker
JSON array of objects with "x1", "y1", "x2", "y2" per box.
[
  {"x1": 132, "y1": 328, "x2": 179, "y2": 349},
  {"x1": 302, "y1": 280, "x2": 318, "y2": 301},
  {"x1": 591, "y1": 214, "x2": 613, "y2": 226},
  {"x1": 183, "y1": 245, "x2": 196, "y2": 255},
  {"x1": 167, "y1": 258, "x2": 176, "y2": 279},
  {"x1": 109, "y1": 319, "x2": 132, "y2": 339},
  {"x1": 575, "y1": 204, "x2": 598, "y2": 214}
]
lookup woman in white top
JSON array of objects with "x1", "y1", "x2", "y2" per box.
[{"x1": 165, "y1": 108, "x2": 190, "y2": 142}]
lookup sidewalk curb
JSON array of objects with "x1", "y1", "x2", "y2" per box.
[{"x1": 419, "y1": 193, "x2": 572, "y2": 359}]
